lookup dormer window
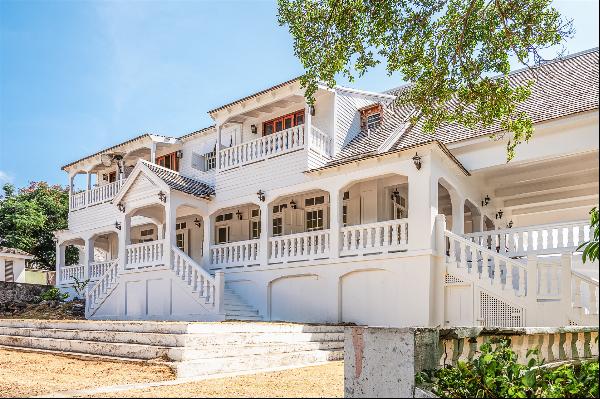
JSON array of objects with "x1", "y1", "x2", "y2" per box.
[
  {"x1": 156, "y1": 151, "x2": 180, "y2": 172},
  {"x1": 360, "y1": 104, "x2": 383, "y2": 132}
]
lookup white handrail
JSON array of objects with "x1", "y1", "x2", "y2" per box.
[
  {"x1": 219, "y1": 124, "x2": 305, "y2": 170},
  {"x1": 172, "y1": 246, "x2": 219, "y2": 307},
  {"x1": 125, "y1": 240, "x2": 165, "y2": 269},
  {"x1": 89, "y1": 260, "x2": 113, "y2": 280},
  {"x1": 85, "y1": 258, "x2": 119, "y2": 315},
  {"x1": 87, "y1": 180, "x2": 123, "y2": 207},
  {"x1": 340, "y1": 219, "x2": 408, "y2": 255},
  {"x1": 269, "y1": 230, "x2": 330, "y2": 262},
  {"x1": 464, "y1": 220, "x2": 590, "y2": 257},
  {"x1": 210, "y1": 239, "x2": 260, "y2": 268},
  {"x1": 309, "y1": 126, "x2": 332, "y2": 158},
  {"x1": 59, "y1": 264, "x2": 85, "y2": 284}
]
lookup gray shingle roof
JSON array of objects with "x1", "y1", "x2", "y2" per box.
[
  {"x1": 325, "y1": 48, "x2": 599, "y2": 168},
  {"x1": 143, "y1": 161, "x2": 215, "y2": 199}
]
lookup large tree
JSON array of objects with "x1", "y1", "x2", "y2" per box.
[
  {"x1": 0, "y1": 182, "x2": 77, "y2": 269},
  {"x1": 278, "y1": 0, "x2": 573, "y2": 160}
]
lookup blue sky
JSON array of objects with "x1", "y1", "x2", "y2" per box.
[{"x1": 0, "y1": 0, "x2": 598, "y2": 189}]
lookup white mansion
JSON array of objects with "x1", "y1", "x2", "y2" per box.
[{"x1": 55, "y1": 49, "x2": 599, "y2": 328}]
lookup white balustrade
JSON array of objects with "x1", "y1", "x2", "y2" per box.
[
  {"x1": 536, "y1": 260, "x2": 562, "y2": 300},
  {"x1": 340, "y1": 219, "x2": 408, "y2": 256},
  {"x1": 465, "y1": 220, "x2": 590, "y2": 257},
  {"x1": 219, "y1": 125, "x2": 305, "y2": 170},
  {"x1": 89, "y1": 260, "x2": 113, "y2": 280},
  {"x1": 125, "y1": 240, "x2": 165, "y2": 269},
  {"x1": 86, "y1": 259, "x2": 119, "y2": 315},
  {"x1": 59, "y1": 264, "x2": 85, "y2": 284},
  {"x1": 172, "y1": 247, "x2": 219, "y2": 307},
  {"x1": 87, "y1": 180, "x2": 123, "y2": 207},
  {"x1": 572, "y1": 271, "x2": 599, "y2": 316},
  {"x1": 210, "y1": 239, "x2": 260, "y2": 268},
  {"x1": 308, "y1": 126, "x2": 332, "y2": 158},
  {"x1": 70, "y1": 191, "x2": 87, "y2": 211},
  {"x1": 269, "y1": 230, "x2": 330, "y2": 263}
]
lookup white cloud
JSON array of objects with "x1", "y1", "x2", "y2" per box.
[{"x1": 0, "y1": 171, "x2": 13, "y2": 185}]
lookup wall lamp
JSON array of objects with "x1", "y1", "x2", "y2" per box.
[
  {"x1": 412, "y1": 153, "x2": 422, "y2": 170},
  {"x1": 193, "y1": 218, "x2": 202, "y2": 228},
  {"x1": 507, "y1": 220, "x2": 514, "y2": 228},
  {"x1": 481, "y1": 195, "x2": 491, "y2": 207},
  {"x1": 496, "y1": 210, "x2": 504, "y2": 220},
  {"x1": 257, "y1": 190, "x2": 266, "y2": 202},
  {"x1": 175, "y1": 150, "x2": 183, "y2": 159},
  {"x1": 251, "y1": 124, "x2": 258, "y2": 134},
  {"x1": 158, "y1": 191, "x2": 167, "y2": 203},
  {"x1": 391, "y1": 188, "x2": 400, "y2": 202},
  {"x1": 236, "y1": 210, "x2": 243, "y2": 220},
  {"x1": 309, "y1": 105, "x2": 315, "y2": 116},
  {"x1": 290, "y1": 199, "x2": 297, "y2": 209},
  {"x1": 114, "y1": 221, "x2": 122, "y2": 230},
  {"x1": 117, "y1": 202, "x2": 126, "y2": 213}
]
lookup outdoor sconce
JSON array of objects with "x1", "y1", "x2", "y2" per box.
[
  {"x1": 496, "y1": 210, "x2": 504, "y2": 220},
  {"x1": 175, "y1": 150, "x2": 183, "y2": 159},
  {"x1": 257, "y1": 190, "x2": 266, "y2": 202},
  {"x1": 412, "y1": 152, "x2": 422, "y2": 170},
  {"x1": 481, "y1": 195, "x2": 491, "y2": 207},
  {"x1": 251, "y1": 124, "x2": 258, "y2": 134},
  {"x1": 193, "y1": 218, "x2": 202, "y2": 228},
  {"x1": 309, "y1": 105, "x2": 315, "y2": 116},
  {"x1": 236, "y1": 210, "x2": 243, "y2": 220},
  {"x1": 114, "y1": 221, "x2": 121, "y2": 230},
  {"x1": 391, "y1": 188, "x2": 400, "y2": 202},
  {"x1": 117, "y1": 202, "x2": 126, "y2": 213},
  {"x1": 290, "y1": 199, "x2": 297, "y2": 209},
  {"x1": 508, "y1": 220, "x2": 514, "y2": 228},
  {"x1": 102, "y1": 174, "x2": 108, "y2": 182},
  {"x1": 158, "y1": 191, "x2": 167, "y2": 203}
]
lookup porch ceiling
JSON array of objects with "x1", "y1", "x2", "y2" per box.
[
  {"x1": 475, "y1": 150, "x2": 599, "y2": 216},
  {"x1": 224, "y1": 94, "x2": 305, "y2": 123}
]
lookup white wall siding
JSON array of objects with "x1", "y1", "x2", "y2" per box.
[
  {"x1": 180, "y1": 132, "x2": 217, "y2": 186},
  {"x1": 334, "y1": 91, "x2": 375, "y2": 154},
  {"x1": 68, "y1": 202, "x2": 121, "y2": 233}
]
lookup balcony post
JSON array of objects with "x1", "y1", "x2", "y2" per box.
[
  {"x1": 560, "y1": 253, "x2": 573, "y2": 323},
  {"x1": 215, "y1": 270, "x2": 225, "y2": 314},
  {"x1": 68, "y1": 172, "x2": 75, "y2": 210},
  {"x1": 407, "y1": 156, "x2": 435, "y2": 251},
  {"x1": 164, "y1": 199, "x2": 176, "y2": 269},
  {"x1": 83, "y1": 236, "x2": 94, "y2": 281},
  {"x1": 55, "y1": 241, "x2": 65, "y2": 285},
  {"x1": 215, "y1": 124, "x2": 222, "y2": 172},
  {"x1": 118, "y1": 214, "x2": 131, "y2": 272},
  {"x1": 329, "y1": 189, "x2": 342, "y2": 258},
  {"x1": 258, "y1": 202, "x2": 270, "y2": 265},
  {"x1": 202, "y1": 215, "x2": 212, "y2": 266},
  {"x1": 305, "y1": 103, "x2": 312, "y2": 148},
  {"x1": 86, "y1": 172, "x2": 92, "y2": 206},
  {"x1": 150, "y1": 141, "x2": 157, "y2": 164}
]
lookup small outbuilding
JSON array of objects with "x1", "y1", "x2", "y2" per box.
[{"x1": 0, "y1": 246, "x2": 34, "y2": 283}]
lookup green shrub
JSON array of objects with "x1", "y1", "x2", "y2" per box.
[
  {"x1": 40, "y1": 287, "x2": 69, "y2": 302},
  {"x1": 417, "y1": 338, "x2": 599, "y2": 398}
]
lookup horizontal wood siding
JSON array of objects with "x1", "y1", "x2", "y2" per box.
[{"x1": 335, "y1": 92, "x2": 375, "y2": 154}]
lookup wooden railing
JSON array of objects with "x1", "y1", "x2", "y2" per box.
[
  {"x1": 219, "y1": 125, "x2": 305, "y2": 170},
  {"x1": 125, "y1": 240, "x2": 165, "y2": 269},
  {"x1": 69, "y1": 180, "x2": 124, "y2": 211},
  {"x1": 210, "y1": 239, "x2": 260, "y2": 268},
  {"x1": 172, "y1": 247, "x2": 221, "y2": 309},
  {"x1": 85, "y1": 259, "x2": 119, "y2": 316},
  {"x1": 309, "y1": 126, "x2": 332, "y2": 158},
  {"x1": 89, "y1": 260, "x2": 113, "y2": 280},
  {"x1": 269, "y1": 230, "x2": 330, "y2": 263},
  {"x1": 58, "y1": 264, "x2": 85, "y2": 284},
  {"x1": 464, "y1": 220, "x2": 590, "y2": 258},
  {"x1": 340, "y1": 219, "x2": 408, "y2": 256}
]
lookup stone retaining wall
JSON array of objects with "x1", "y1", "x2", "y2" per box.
[
  {"x1": 0, "y1": 281, "x2": 50, "y2": 314},
  {"x1": 344, "y1": 326, "x2": 599, "y2": 398}
]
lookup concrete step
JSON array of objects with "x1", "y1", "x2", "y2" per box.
[{"x1": 176, "y1": 349, "x2": 344, "y2": 378}]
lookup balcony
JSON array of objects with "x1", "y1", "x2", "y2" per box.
[
  {"x1": 218, "y1": 124, "x2": 332, "y2": 171},
  {"x1": 69, "y1": 180, "x2": 124, "y2": 211}
]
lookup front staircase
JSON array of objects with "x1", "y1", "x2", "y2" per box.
[
  {"x1": 85, "y1": 245, "x2": 262, "y2": 320},
  {"x1": 438, "y1": 216, "x2": 599, "y2": 327}
]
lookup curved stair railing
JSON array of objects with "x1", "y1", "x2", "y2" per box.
[{"x1": 85, "y1": 258, "x2": 119, "y2": 317}]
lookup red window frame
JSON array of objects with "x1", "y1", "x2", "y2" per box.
[
  {"x1": 359, "y1": 104, "x2": 383, "y2": 131},
  {"x1": 155, "y1": 151, "x2": 179, "y2": 172},
  {"x1": 262, "y1": 109, "x2": 305, "y2": 136}
]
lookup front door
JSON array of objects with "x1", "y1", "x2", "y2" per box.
[
  {"x1": 176, "y1": 230, "x2": 188, "y2": 254},
  {"x1": 445, "y1": 284, "x2": 473, "y2": 326}
]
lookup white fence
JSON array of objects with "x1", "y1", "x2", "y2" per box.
[
  {"x1": 340, "y1": 219, "x2": 408, "y2": 256},
  {"x1": 465, "y1": 220, "x2": 590, "y2": 257},
  {"x1": 125, "y1": 240, "x2": 165, "y2": 269},
  {"x1": 70, "y1": 180, "x2": 124, "y2": 211},
  {"x1": 210, "y1": 239, "x2": 260, "y2": 268},
  {"x1": 219, "y1": 125, "x2": 305, "y2": 170},
  {"x1": 269, "y1": 230, "x2": 330, "y2": 262}
]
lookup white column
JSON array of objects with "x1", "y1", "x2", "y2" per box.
[
  {"x1": 86, "y1": 172, "x2": 92, "y2": 205},
  {"x1": 431, "y1": 214, "x2": 447, "y2": 327},
  {"x1": 560, "y1": 253, "x2": 573, "y2": 323},
  {"x1": 164, "y1": 199, "x2": 177, "y2": 269},
  {"x1": 215, "y1": 270, "x2": 225, "y2": 315},
  {"x1": 84, "y1": 236, "x2": 94, "y2": 280},
  {"x1": 118, "y1": 214, "x2": 131, "y2": 272},
  {"x1": 329, "y1": 189, "x2": 342, "y2": 259},
  {"x1": 305, "y1": 103, "x2": 312, "y2": 148},
  {"x1": 407, "y1": 158, "x2": 435, "y2": 251},
  {"x1": 56, "y1": 242, "x2": 65, "y2": 285},
  {"x1": 258, "y1": 202, "x2": 270, "y2": 265},
  {"x1": 215, "y1": 124, "x2": 222, "y2": 172},
  {"x1": 68, "y1": 172, "x2": 76, "y2": 210},
  {"x1": 452, "y1": 195, "x2": 465, "y2": 235},
  {"x1": 202, "y1": 215, "x2": 212, "y2": 266},
  {"x1": 150, "y1": 142, "x2": 157, "y2": 164},
  {"x1": 526, "y1": 254, "x2": 538, "y2": 326}
]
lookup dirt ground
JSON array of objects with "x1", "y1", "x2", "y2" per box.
[
  {"x1": 1, "y1": 301, "x2": 86, "y2": 320},
  {"x1": 0, "y1": 348, "x2": 175, "y2": 398},
  {"x1": 87, "y1": 361, "x2": 345, "y2": 398}
]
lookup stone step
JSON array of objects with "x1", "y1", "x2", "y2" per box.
[
  {"x1": 225, "y1": 309, "x2": 260, "y2": 317},
  {"x1": 223, "y1": 303, "x2": 256, "y2": 311},
  {"x1": 0, "y1": 320, "x2": 344, "y2": 334},
  {"x1": 176, "y1": 349, "x2": 344, "y2": 378}
]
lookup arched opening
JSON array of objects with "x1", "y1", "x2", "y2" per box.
[
  {"x1": 175, "y1": 204, "x2": 205, "y2": 264},
  {"x1": 464, "y1": 199, "x2": 482, "y2": 234},
  {"x1": 438, "y1": 182, "x2": 453, "y2": 231}
]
